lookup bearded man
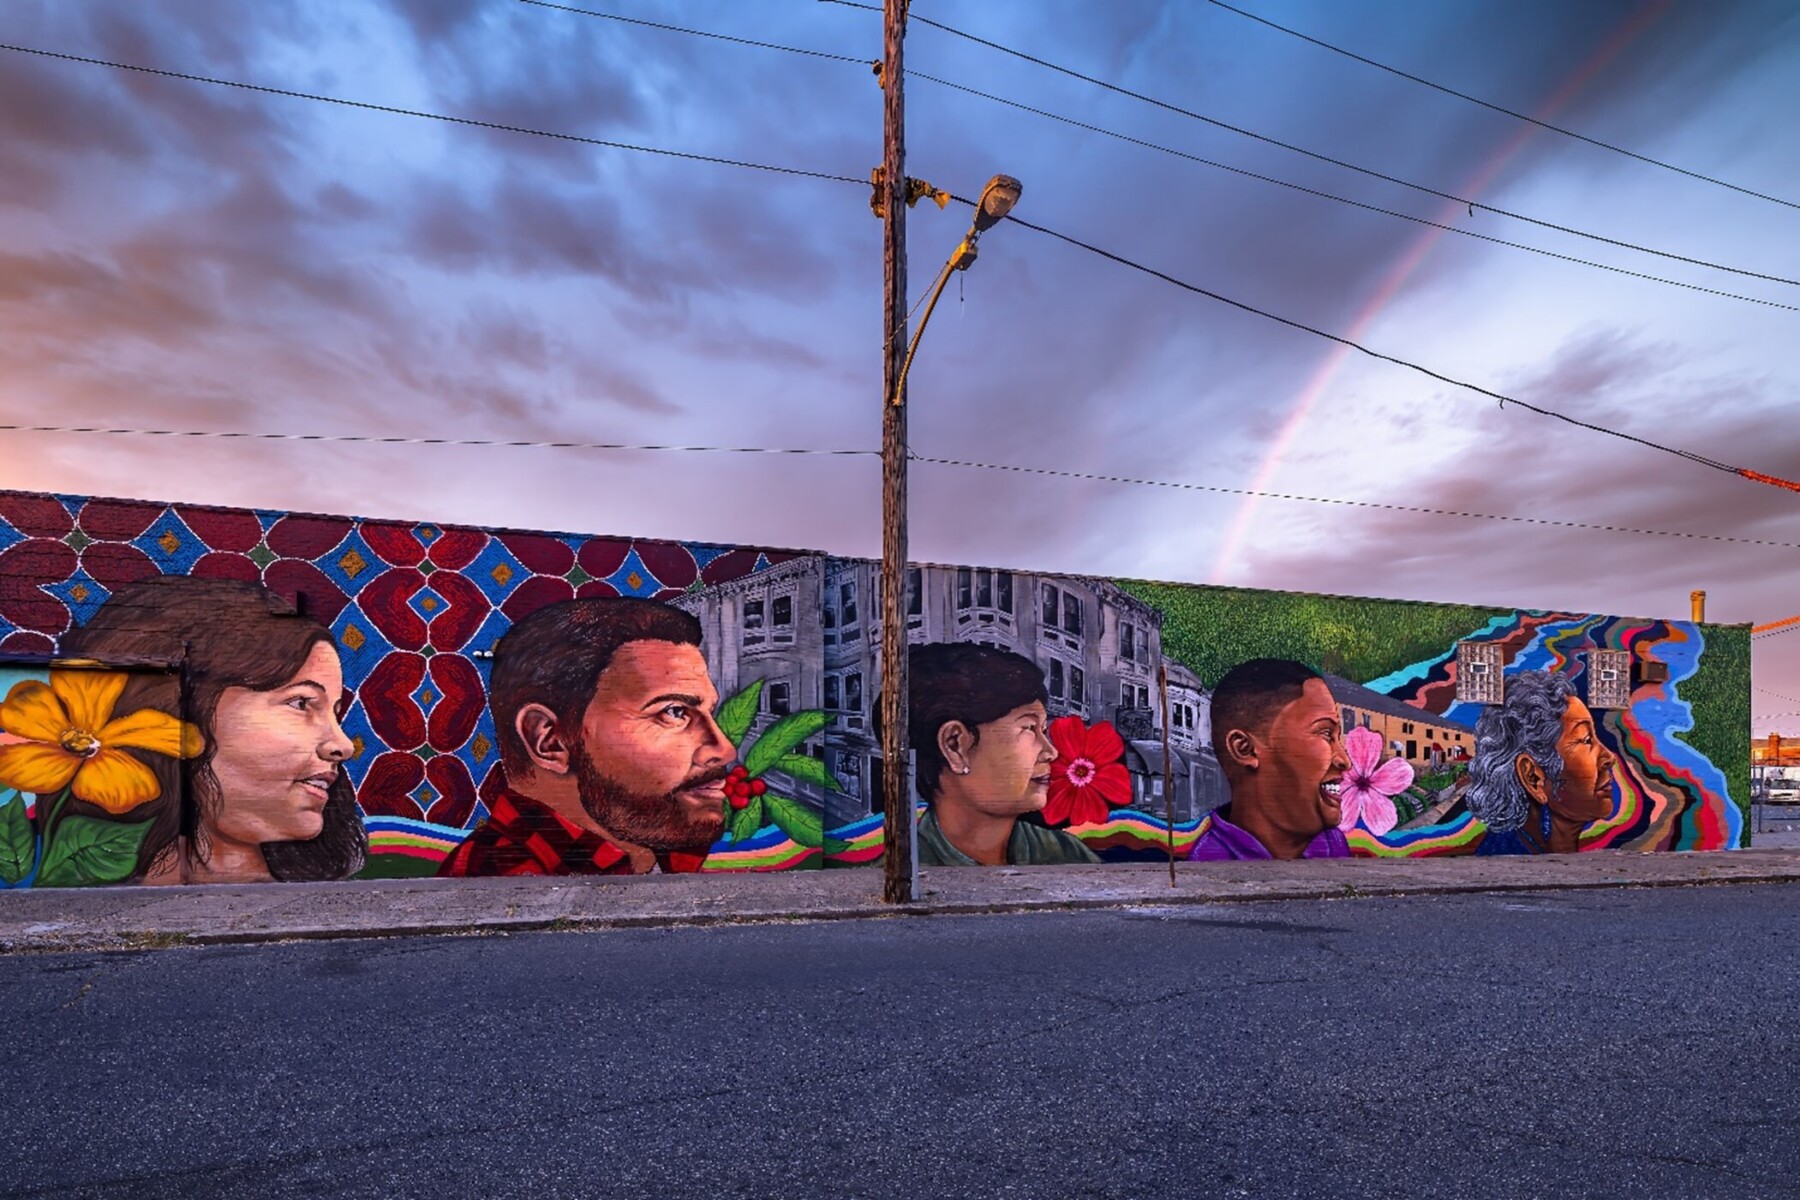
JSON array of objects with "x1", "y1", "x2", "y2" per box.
[{"x1": 439, "y1": 598, "x2": 733, "y2": 877}]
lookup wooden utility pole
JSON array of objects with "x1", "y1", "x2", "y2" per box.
[{"x1": 879, "y1": 0, "x2": 912, "y2": 904}]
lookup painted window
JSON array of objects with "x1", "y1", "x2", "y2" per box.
[
  {"x1": 743, "y1": 598, "x2": 765, "y2": 647},
  {"x1": 1588, "y1": 649, "x2": 1631, "y2": 709},
  {"x1": 768, "y1": 682, "x2": 791, "y2": 717},
  {"x1": 1121, "y1": 622, "x2": 1136, "y2": 662},
  {"x1": 840, "y1": 580, "x2": 861, "y2": 644},
  {"x1": 1456, "y1": 641, "x2": 1505, "y2": 705},
  {"x1": 771, "y1": 593, "x2": 794, "y2": 645}
]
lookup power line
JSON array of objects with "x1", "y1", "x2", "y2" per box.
[
  {"x1": 819, "y1": 0, "x2": 1800, "y2": 288},
  {"x1": 911, "y1": 454, "x2": 1800, "y2": 551},
  {"x1": 2, "y1": 420, "x2": 1785, "y2": 550},
  {"x1": 911, "y1": 70, "x2": 1797, "y2": 313},
  {"x1": 1201, "y1": 0, "x2": 1800, "y2": 213},
  {"x1": 1755, "y1": 623, "x2": 1800, "y2": 641},
  {"x1": 0, "y1": 41, "x2": 864, "y2": 187},
  {"x1": 1756, "y1": 686, "x2": 1800, "y2": 708},
  {"x1": 964, "y1": 197, "x2": 1800, "y2": 490},
  {"x1": 515, "y1": 0, "x2": 865, "y2": 64},
  {"x1": 517, "y1": 1, "x2": 1794, "y2": 310},
  {"x1": 0, "y1": 423, "x2": 877, "y2": 457}
]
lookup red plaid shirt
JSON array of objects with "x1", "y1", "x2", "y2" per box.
[{"x1": 437, "y1": 786, "x2": 706, "y2": 877}]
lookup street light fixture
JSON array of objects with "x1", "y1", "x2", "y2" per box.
[
  {"x1": 889, "y1": 175, "x2": 1024, "y2": 408},
  {"x1": 879, "y1": 173, "x2": 1020, "y2": 905}
]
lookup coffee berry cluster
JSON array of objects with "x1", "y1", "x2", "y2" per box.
[{"x1": 725, "y1": 765, "x2": 766, "y2": 810}]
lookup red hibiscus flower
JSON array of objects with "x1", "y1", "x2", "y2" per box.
[{"x1": 1043, "y1": 715, "x2": 1132, "y2": 827}]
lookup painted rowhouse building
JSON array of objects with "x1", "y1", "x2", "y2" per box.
[{"x1": 0, "y1": 489, "x2": 1750, "y2": 890}]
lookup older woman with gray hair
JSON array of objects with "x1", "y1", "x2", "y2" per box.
[{"x1": 1467, "y1": 669, "x2": 1618, "y2": 855}]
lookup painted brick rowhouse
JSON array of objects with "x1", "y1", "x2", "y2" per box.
[{"x1": 0, "y1": 489, "x2": 1749, "y2": 889}]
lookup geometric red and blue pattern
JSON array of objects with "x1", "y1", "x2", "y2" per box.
[{"x1": 0, "y1": 490, "x2": 793, "y2": 832}]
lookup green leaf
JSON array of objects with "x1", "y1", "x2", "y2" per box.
[
  {"x1": 36, "y1": 815, "x2": 153, "y2": 888},
  {"x1": 764, "y1": 794, "x2": 823, "y2": 849},
  {"x1": 715, "y1": 681, "x2": 764, "y2": 747},
  {"x1": 767, "y1": 752, "x2": 840, "y2": 792},
  {"x1": 743, "y1": 710, "x2": 830, "y2": 777},
  {"x1": 0, "y1": 791, "x2": 33, "y2": 885},
  {"x1": 728, "y1": 796, "x2": 765, "y2": 845}
]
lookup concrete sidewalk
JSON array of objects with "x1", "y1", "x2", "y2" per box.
[{"x1": 5, "y1": 845, "x2": 1800, "y2": 952}]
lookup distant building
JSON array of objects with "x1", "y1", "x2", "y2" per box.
[
  {"x1": 1325, "y1": 673, "x2": 1474, "y2": 766},
  {"x1": 819, "y1": 561, "x2": 1226, "y2": 826}
]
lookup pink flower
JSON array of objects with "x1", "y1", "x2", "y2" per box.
[{"x1": 1337, "y1": 725, "x2": 1414, "y2": 836}]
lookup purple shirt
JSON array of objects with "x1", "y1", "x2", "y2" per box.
[{"x1": 1186, "y1": 809, "x2": 1349, "y2": 861}]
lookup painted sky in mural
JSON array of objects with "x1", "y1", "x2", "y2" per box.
[{"x1": 0, "y1": 1, "x2": 1794, "y2": 736}]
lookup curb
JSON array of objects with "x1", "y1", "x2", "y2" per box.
[{"x1": 8, "y1": 868, "x2": 1799, "y2": 954}]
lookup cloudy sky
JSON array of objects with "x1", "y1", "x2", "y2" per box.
[{"x1": 2, "y1": 0, "x2": 1797, "y2": 729}]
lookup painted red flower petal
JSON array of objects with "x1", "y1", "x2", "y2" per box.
[
  {"x1": 1067, "y1": 787, "x2": 1114, "y2": 828},
  {"x1": 1090, "y1": 761, "x2": 1132, "y2": 808},
  {"x1": 1077, "y1": 720, "x2": 1125, "y2": 766},
  {"x1": 1042, "y1": 777, "x2": 1079, "y2": 826}
]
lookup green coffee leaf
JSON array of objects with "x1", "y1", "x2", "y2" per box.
[
  {"x1": 743, "y1": 710, "x2": 829, "y2": 777},
  {"x1": 767, "y1": 752, "x2": 839, "y2": 793},
  {"x1": 728, "y1": 795, "x2": 765, "y2": 845},
  {"x1": 764, "y1": 794, "x2": 823, "y2": 850},
  {"x1": 715, "y1": 681, "x2": 763, "y2": 747}
]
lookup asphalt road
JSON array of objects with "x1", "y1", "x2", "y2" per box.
[{"x1": 3, "y1": 885, "x2": 1798, "y2": 1199}]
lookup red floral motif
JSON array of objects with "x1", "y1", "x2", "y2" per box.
[
  {"x1": 80, "y1": 542, "x2": 157, "y2": 589},
  {"x1": 192, "y1": 551, "x2": 261, "y2": 582},
  {"x1": 265, "y1": 513, "x2": 352, "y2": 559},
  {"x1": 0, "y1": 494, "x2": 74, "y2": 539},
  {"x1": 1042, "y1": 716, "x2": 1132, "y2": 828},
  {"x1": 426, "y1": 528, "x2": 487, "y2": 571},
  {"x1": 0, "y1": 541, "x2": 76, "y2": 635},
  {"x1": 76, "y1": 498, "x2": 158, "y2": 541},
  {"x1": 362, "y1": 523, "x2": 426, "y2": 568},
  {"x1": 633, "y1": 542, "x2": 699, "y2": 591},
  {"x1": 176, "y1": 506, "x2": 263, "y2": 551},
  {"x1": 496, "y1": 532, "x2": 573, "y2": 576},
  {"x1": 263, "y1": 558, "x2": 351, "y2": 625},
  {"x1": 425, "y1": 654, "x2": 484, "y2": 752}
]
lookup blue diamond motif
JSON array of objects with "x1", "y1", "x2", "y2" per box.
[
  {"x1": 407, "y1": 584, "x2": 450, "y2": 624},
  {"x1": 452, "y1": 707, "x2": 502, "y2": 788},
  {"x1": 42, "y1": 569, "x2": 111, "y2": 627},
  {"x1": 408, "y1": 779, "x2": 441, "y2": 817},
  {"x1": 330, "y1": 603, "x2": 397, "y2": 691},
  {"x1": 0, "y1": 514, "x2": 24, "y2": 559},
  {"x1": 464, "y1": 610, "x2": 511, "y2": 662},
  {"x1": 337, "y1": 699, "x2": 383, "y2": 790},
  {"x1": 466, "y1": 538, "x2": 528, "y2": 606},
  {"x1": 752, "y1": 553, "x2": 772, "y2": 573},
  {"x1": 252, "y1": 509, "x2": 285, "y2": 535},
  {"x1": 409, "y1": 673, "x2": 442, "y2": 718},
  {"x1": 685, "y1": 543, "x2": 731, "y2": 569},
  {"x1": 415, "y1": 524, "x2": 441, "y2": 546},
  {"x1": 602, "y1": 547, "x2": 663, "y2": 598},
  {"x1": 130, "y1": 510, "x2": 207, "y2": 575},
  {"x1": 313, "y1": 527, "x2": 383, "y2": 597}
]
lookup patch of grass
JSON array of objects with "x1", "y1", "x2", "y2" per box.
[
  {"x1": 1679, "y1": 623, "x2": 1752, "y2": 834},
  {"x1": 1117, "y1": 578, "x2": 1508, "y2": 686}
]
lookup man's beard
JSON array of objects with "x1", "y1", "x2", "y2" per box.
[{"x1": 571, "y1": 742, "x2": 728, "y2": 854}]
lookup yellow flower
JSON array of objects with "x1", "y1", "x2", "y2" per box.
[{"x1": 0, "y1": 671, "x2": 203, "y2": 815}]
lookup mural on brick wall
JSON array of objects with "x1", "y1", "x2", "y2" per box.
[
  {"x1": 818, "y1": 567, "x2": 1748, "y2": 866},
  {"x1": 0, "y1": 490, "x2": 1749, "y2": 887},
  {"x1": 0, "y1": 492, "x2": 827, "y2": 886}
]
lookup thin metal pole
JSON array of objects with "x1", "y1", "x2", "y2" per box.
[
  {"x1": 878, "y1": 0, "x2": 911, "y2": 905},
  {"x1": 1160, "y1": 662, "x2": 1175, "y2": 886}
]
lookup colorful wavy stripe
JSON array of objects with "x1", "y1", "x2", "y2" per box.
[
  {"x1": 1349, "y1": 812, "x2": 1485, "y2": 857},
  {"x1": 365, "y1": 815, "x2": 466, "y2": 863},
  {"x1": 702, "y1": 825, "x2": 818, "y2": 872},
  {"x1": 1070, "y1": 808, "x2": 1205, "y2": 860},
  {"x1": 824, "y1": 811, "x2": 886, "y2": 866}
]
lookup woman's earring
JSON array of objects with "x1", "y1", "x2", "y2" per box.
[{"x1": 1540, "y1": 802, "x2": 1553, "y2": 843}]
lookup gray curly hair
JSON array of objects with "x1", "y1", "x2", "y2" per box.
[{"x1": 1465, "y1": 670, "x2": 1578, "y2": 832}]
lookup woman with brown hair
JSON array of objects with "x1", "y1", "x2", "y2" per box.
[{"x1": 57, "y1": 577, "x2": 365, "y2": 884}]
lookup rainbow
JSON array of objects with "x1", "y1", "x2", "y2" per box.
[
  {"x1": 1350, "y1": 812, "x2": 1486, "y2": 857},
  {"x1": 365, "y1": 815, "x2": 466, "y2": 865},
  {"x1": 702, "y1": 826, "x2": 819, "y2": 872},
  {"x1": 1210, "y1": 1, "x2": 1672, "y2": 582}
]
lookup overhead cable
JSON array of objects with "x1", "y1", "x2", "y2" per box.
[
  {"x1": 1201, "y1": 0, "x2": 1800, "y2": 212},
  {"x1": 819, "y1": 0, "x2": 1800, "y2": 287},
  {"x1": 0, "y1": 41, "x2": 864, "y2": 186},
  {"x1": 952, "y1": 196, "x2": 1800, "y2": 493},
  {"x1": 910, "y1": 454, "x2": 1800, "y2": 551},
  {"x1": 522, "y1": 1, "x2": 1793, "y2": 309}
]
